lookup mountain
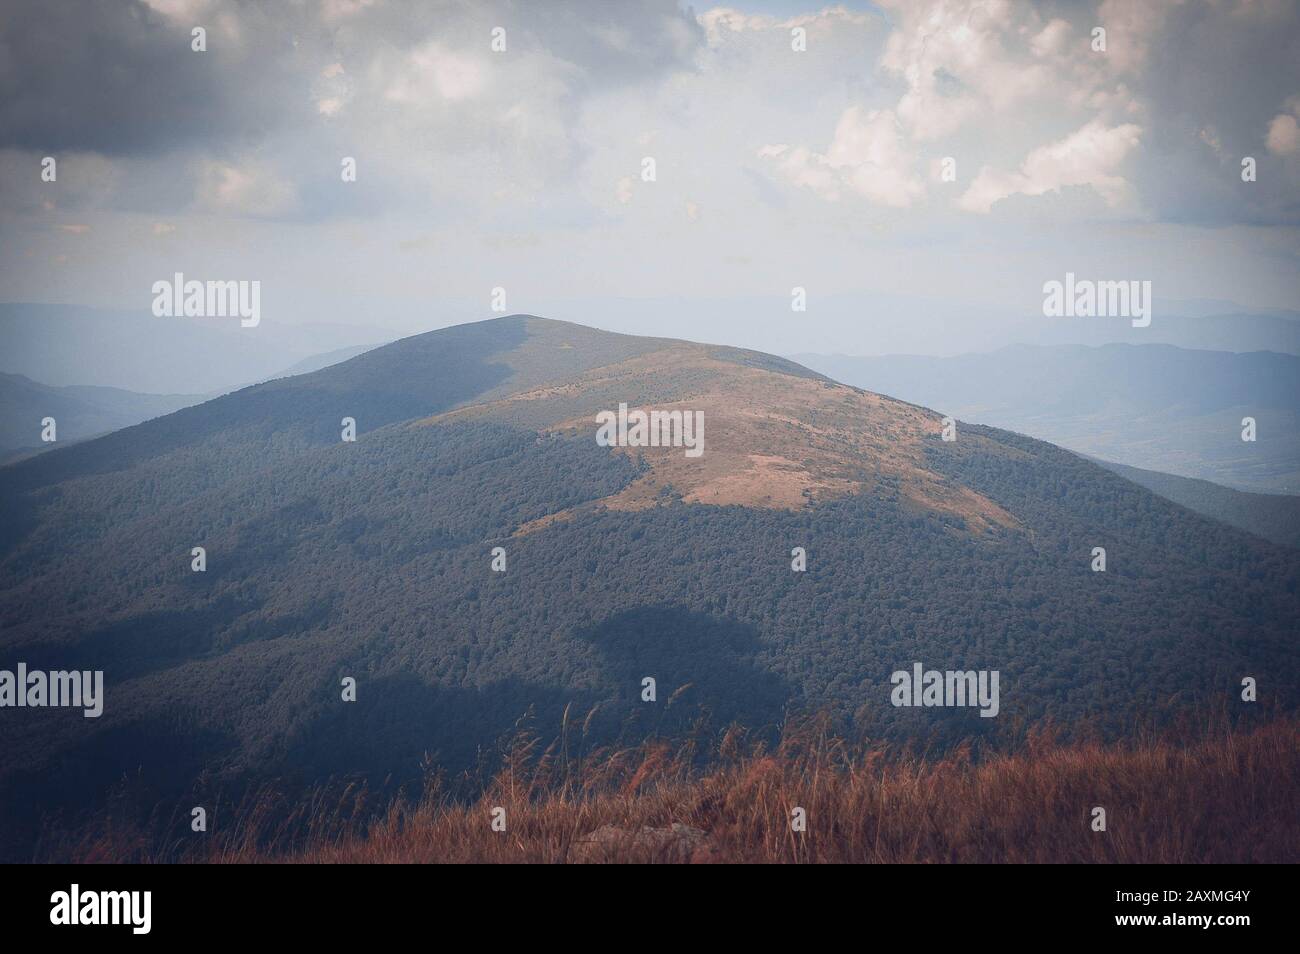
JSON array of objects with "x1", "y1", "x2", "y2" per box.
[
  {"x1": 209, "y1": 343, "x2": 391, "y2": 398},
  {"x1": 0, "y1": 372, "x2": 202, "y2": 457},
  {"x1": 1, "y1": 316, "x2": 1295, "y2": 861},
  {"x1": 1019, "y1": 310, "x2": 1300, "y2": 355},
  {"x1": 272, "y1": 343, "x2": 383, "y2": 378},
  {"x1": 0, "y1": 342, "x2": 387, "y2": 461},
  {"x1": 0, "y1": 303, "x2": 395, "y2": 394},
  {"x1": 1091, "y1": 458, "x2": 1300, "y2": 550},
  {"x1": 792, "y1": 344, "x2": 1300, "y2": 494}
]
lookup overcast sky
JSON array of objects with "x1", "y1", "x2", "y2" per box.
[{"x1": 2, "y1": 0, "x2": 1298, "y2": 355}]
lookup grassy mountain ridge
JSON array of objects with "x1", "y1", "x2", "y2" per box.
[{"x1": 0, "y1": 316, "x2": 803, "y2": 498}]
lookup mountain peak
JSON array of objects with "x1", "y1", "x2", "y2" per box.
[{"x1": 414, "y1": 328, "x2": 1014, "y2": 528}]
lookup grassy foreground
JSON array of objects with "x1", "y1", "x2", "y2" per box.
[{"x1": 50, "y1": 715, "x2": 1299, "y2": 864}]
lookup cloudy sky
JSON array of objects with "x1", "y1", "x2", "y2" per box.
[{"x1": 2, "y1": 0, "x2": 1298, "y2": 355}]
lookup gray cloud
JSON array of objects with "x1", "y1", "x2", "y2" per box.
[
  {"x1": 1128, "y1": 0, "x2": 1300, "y2": 226},
  {"x1": 0, "y1": 0, "x2": 702, "y2": 156},
  {"x1": 0, "y1": 0, "x2": 313, "y2": 155}
]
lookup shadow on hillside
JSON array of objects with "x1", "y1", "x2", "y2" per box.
[
  {"x1": 280, "y1": 609, "x2": 796, "y2": 789},
  {"x1": 6, "y1": 596, "x2": 258, "y2": 683},
  {"x1": 280, "y1": 673, "x2": 597, "y2": 787},
  {"x1": 576, "y1": 605, "x2": 795, "y2": 740},
  {"x1": 0, "y1": 711, "x2": 239, "y2": 862}
]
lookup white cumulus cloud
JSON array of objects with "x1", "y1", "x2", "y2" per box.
[
  {"x1": 761, "y1": 107, "x2": 924, "y2": 208},
  {"x1": 959, "y1": 119, "x2": 1142, "y2": 213}
]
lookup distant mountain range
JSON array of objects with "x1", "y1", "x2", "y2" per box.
[
  {"x1": 0, "y1": 302, "x2": 393, "y2": 394},
  {"x1": 271, "y1": 344, "x2": 379, "y2": 379},
  {"x1": 1017, "y1": 310, "x2": 1300, "y2": 355},
  {"x1": 0, "y1": 344, "x2": 382, "y2": 460},
  {"x1": 793, "y1": 344, "x2": 1300, "y2": 495},
  {"x1": 1090, "y1": 458, "x2": 1300, "y2": 550},
  {"x1": 1, "y1": 317, "x2": 1294, "y2": 862},
  {"x1": 0, "y1": 373, "x2": 201, "y2": 464},
  {"x1": 536, "y1": 295, "x2": 1300, "y2": 358}
]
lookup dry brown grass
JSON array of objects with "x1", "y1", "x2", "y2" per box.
[
  {"x1": 417, "y1": 345, "x2": 1019, "y2": 530},
  {"x1": 48, "y1": 714, "x2": 1300, "y2": 864}
]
